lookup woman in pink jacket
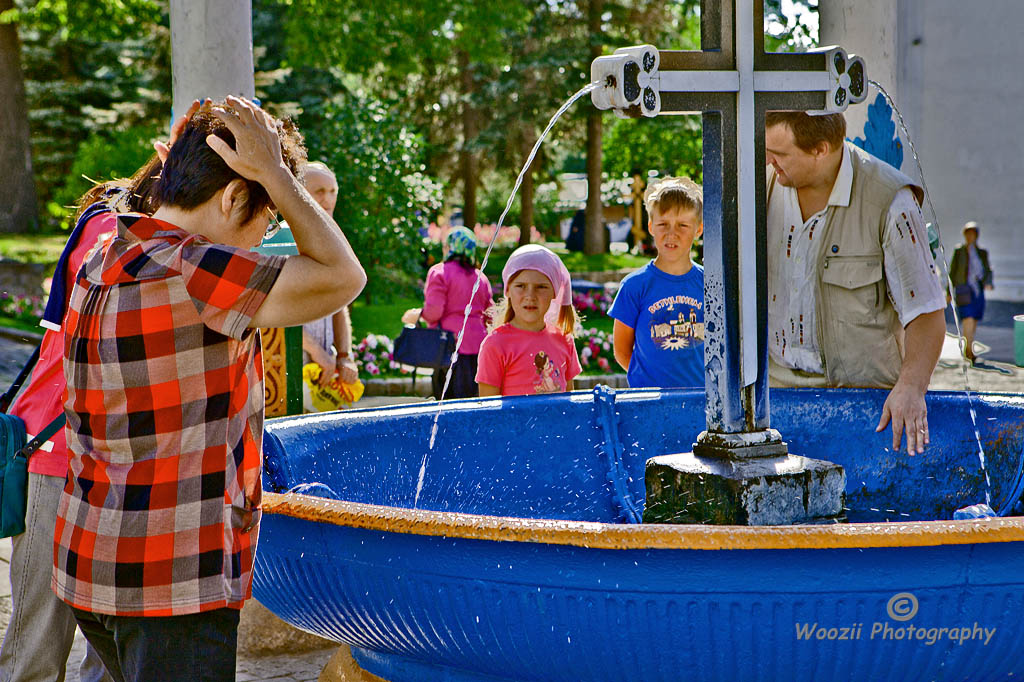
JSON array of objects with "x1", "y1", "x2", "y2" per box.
[{"x1": 405, "y1": 227, "x2": 493, "y2": 399}]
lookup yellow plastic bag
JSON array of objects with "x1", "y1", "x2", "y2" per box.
[{"x1": 302, "y1": 363, "x2": 365, "y2": 412}]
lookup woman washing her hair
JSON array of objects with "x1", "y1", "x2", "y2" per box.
[{"x1": 403, "y1": 227, "x2": 493, "y2": 399}]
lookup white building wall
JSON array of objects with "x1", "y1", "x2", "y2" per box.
[{"x1": 821, "y1": 0, "x2": 1024, "y2": 300}]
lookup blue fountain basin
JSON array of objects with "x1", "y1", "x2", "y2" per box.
[{"x1": 255, "y1": 388, "x2": 1024, "y2": 682}]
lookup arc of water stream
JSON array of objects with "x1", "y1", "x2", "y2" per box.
[
  {"x1": 413, "y1": 82, "x2": 599, "y2": 508},
  {"x1": 869, "y1": 80, "x2": 992, "y2": 505}
]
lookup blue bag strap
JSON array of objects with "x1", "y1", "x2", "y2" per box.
[{"x1": 41, "y1": 200, "x2": 114, "y2": 330}]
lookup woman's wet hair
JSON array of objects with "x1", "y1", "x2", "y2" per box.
[
  {"x1": 72, "y1": 154, "x2": 164, "y2": 222},
  {"x1": 153, "y1": 103, "x2": 306, "y2": 223}
]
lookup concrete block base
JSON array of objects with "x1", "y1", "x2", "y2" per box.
[
  {"x1": 644, "y1": 452, "x2": 846, "y2": 526},
  {"x1": 237, "y1": 599, "x2": 336, "y2": 657},
  {"x1": 320, "y1": 645, "x2": 390, "y2": 682}
]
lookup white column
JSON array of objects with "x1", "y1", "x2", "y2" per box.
[
  {"x1": 819, "y1": 0, "x2": 902, "y2": 163},
  {"x1": 821, "y1": 0, "x2": 1024, "y2": 300},
  {"x1": 735, "y1": 0, "x2": 757, "y2": 387},
  {"x1": 169, "y1": 0, "x2": 255, "y2": 122}
]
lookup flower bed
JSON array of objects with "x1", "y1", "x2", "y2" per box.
[
  {"x1": 0, "y1": 293, "x2": 45, "y2": 326},
  {"x1": 355, "y1": 333, "x2": 413, "y2": 379},
  {"x1": 425, "y1": 223, "x2": 544, "y2": 248},
  {"x1": 572, "y1": 289, "x2": 614, "y2": 316},
  {"x1": 355, "y1": 326, "x2": 621, "y2": 381},
  {"x1": 576, "y1": 327, "x2": 617, "y2": 374}
]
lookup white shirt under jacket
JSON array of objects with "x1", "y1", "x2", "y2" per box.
[{"x1": 767, "y1": 146, "x2": 945, "y2": 375}]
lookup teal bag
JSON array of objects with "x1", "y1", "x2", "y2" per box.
[
  {"x1": 0, "y1": 344, "x2": 66, "y2": 538},
  {"x1": 0, "y1": 414, "x2": 29, "y2": 537},
  {"x1": 0, "y1": 410, "x2": 65, "y2": 539}
]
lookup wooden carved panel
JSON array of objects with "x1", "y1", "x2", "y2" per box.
[{"x1": 261, "y1": 326, "x2": 287, "y2": 417}]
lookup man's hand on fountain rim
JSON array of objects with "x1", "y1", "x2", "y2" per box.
[
  {"x1": 875, "y1": 309, "x2": 945, "y2": 454},
  {"x1": 877, "y1": 381, "x2": 929, "y2": 455}
]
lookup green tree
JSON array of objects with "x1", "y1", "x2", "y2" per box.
[
  {"x1": 10, "y1": 0, "x2": 168, "y2": 229},
  {"x1": 281, "y1": 0, "x2": 529, "y2": 229},
  {"x1": 301, "y1": 94, "x2": 442, "y2": 303},
  {"x1": 0, "y1": 0, "x2": 37, "y2": 232},
  {"x1": 50, "y1": 124, "x2": 162, "y2": 226},
  {"x1": 602, "y1": 116, "x2": 702, "y2": 181}
]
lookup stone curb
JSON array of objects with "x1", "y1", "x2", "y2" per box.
[
  {"x1": 362, "y1": 373, "x2": 630, "y2": 396},
  {"x1": 0, "y1": 325, "x2": 43, "y2": 345},
  {"x1": 569, "y1": 268, "x2": 637, "y2": 285}
]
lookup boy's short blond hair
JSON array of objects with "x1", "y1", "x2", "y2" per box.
[{"x1": 643, "y1": 176, "x2": 703, "y2": 219}]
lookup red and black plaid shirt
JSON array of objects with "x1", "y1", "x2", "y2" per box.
[{"x1": 54, "y1": 214, "x2": 285, "y2": 616}]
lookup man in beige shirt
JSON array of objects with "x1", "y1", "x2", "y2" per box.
[{"x1": 765, "y1": 111, "x2": 945, "y2": 455}]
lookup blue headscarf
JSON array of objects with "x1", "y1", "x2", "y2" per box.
[{"x1": 445, "y1": 227, "x2": 477, "y2": 262}]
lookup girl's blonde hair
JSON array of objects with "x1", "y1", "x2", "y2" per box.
[{"x1": 487, "y1": 269, "x2": 581, "y2": 337}]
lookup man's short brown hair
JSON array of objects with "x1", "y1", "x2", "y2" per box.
[
  {"x1": 644, "y1": 176, "x2": 703, "y2": 218},
  {"x1": 765, "y1": 111, "x2": 846, "y2": 153}
]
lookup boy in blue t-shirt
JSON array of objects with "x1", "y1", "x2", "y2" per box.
[{"x1": 609, "y1": 176, "x2": 705, "y2": 388}]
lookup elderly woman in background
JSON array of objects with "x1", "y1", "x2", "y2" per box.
[
  {"x1": 404, "y1": 227, "x2": 493, "y2": 399},
  {"x1": 949, "y1": 221, "x2": 994, "y2": 365}
]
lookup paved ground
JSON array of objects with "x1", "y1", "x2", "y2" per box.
[
  {"x1": 0, "y1": 315, "x2": 1018, "y2": 680},
  {"x1": 945, "y1": 299, "x2": 1024, "y2": 366}
]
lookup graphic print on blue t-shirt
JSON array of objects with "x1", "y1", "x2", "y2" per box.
[
  {"x1": 608, "y1": 261, "x2": 705, "y2": 388},
  {"x1": 647, "y1": 293, "x2": 705, "y2": 350}
]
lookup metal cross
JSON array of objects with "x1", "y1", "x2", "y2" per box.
[{"x1": 591, "y1": 0, "x2": 866, "y2": 440}]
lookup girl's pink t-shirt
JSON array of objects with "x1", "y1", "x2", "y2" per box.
[{"x1": 475, "y1": 323, "x2": 581, "y2": 396}]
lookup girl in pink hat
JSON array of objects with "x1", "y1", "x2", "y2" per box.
[{"x1": 476, "y1": 244, "x2": 582, "y2": 396}]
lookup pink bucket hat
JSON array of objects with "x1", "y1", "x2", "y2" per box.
[{"x1": 501, "y1": 244, "x2": 572, "y2": 326}]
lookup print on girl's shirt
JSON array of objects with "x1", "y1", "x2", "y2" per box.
[
  {"x1": 532, "y1": 351, "x2": 562, "y2": 393},
  {"x1": 647, "y1": 295, "x2": 705, "y2": 351}
]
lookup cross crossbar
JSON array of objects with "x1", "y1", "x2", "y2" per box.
[{"x1": 590, "y1": 0, "x2": 867, "y2": 438}]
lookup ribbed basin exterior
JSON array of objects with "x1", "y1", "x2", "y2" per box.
[{"x1": 254, "y1": 388, "x2": 1024, "y2": 681}]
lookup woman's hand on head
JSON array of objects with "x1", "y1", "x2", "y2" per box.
[
  {"x1": 206, "y1": 96, "x2": 287, "y2": 185},
  {"x1": 154, "y1": 99, "x2": 201, "y2": 163}
]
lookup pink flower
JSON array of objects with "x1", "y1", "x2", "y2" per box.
[
  {"x1": 367, "y1": 362, "x2": 380, "y2": 375},
  {"x1": 597, "y1": 357, "x2": 610, "y2": 371}
]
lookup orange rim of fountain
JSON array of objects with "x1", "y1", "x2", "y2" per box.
[{"x1": 263, "y1": 491, "x2": 1024, "y2": 551}]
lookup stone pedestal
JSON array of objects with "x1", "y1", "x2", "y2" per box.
[
  {"x1": 320, "y1": 645, "x2": 390, "y2": 682},
  {"x1": 644, "y1": 451, "x2": 846, "y2": 526},
  {"x1": 237, "y1": 599, "x2": 335, "y2": 657}
]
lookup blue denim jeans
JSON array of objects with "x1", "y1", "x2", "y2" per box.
[{"x1": 71, "y1": 607, "x2": 240, "y2": 682}]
